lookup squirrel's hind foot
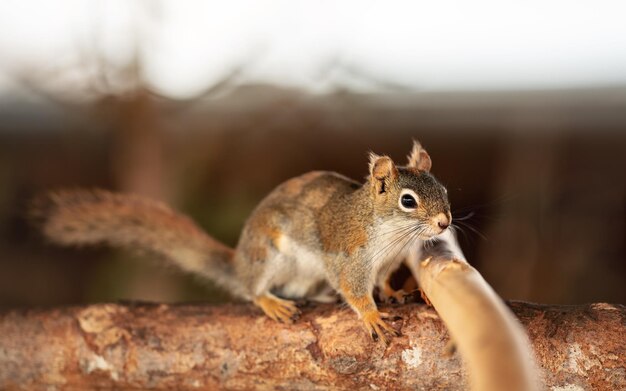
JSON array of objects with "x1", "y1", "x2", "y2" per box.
[{"x1": 254, "y1": 294, "x2": 301, "y2": 323}]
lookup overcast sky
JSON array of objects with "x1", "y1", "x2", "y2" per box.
[{"x1": 1, "y1": 0, "x2": 626, "y2": 98}]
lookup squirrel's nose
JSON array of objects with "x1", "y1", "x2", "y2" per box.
[{"x1": 435, "y1": 213, "x2": 450, "y2": 231}]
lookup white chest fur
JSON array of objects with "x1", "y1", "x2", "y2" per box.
[{"x1": 367, "y1": 218, "x2": 423, "y2": 282}]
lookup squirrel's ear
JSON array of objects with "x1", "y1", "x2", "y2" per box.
[
  {"x1": 369, "y1": 153, "x2": 398, "y2": 194},
  {"x1": 407, "y1": 140, "x2": 432, "y2": 172}
]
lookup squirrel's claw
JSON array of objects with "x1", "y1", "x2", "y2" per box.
[
  {"x1": 362, "y1": 310, "x2": 401, "y2": 344},
  {"x1": 254, "y1": 294, "x2": 301, "y2": 324}
]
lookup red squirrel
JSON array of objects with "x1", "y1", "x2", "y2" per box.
[{"x1": 33, "y1": 141, "x2": 455, "y2": 344}]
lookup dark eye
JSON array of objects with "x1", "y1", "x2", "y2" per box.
[{"x1": 400, "y1": 194, "x2": 417, "y2": 209}]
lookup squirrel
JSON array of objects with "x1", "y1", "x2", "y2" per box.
[{"x1": 31, "y1": 140, "x2": 453, "y2": 344}]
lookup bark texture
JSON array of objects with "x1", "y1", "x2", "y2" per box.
[{"x1": 0, "y1": 301, "x2": 623, "y2": 390}]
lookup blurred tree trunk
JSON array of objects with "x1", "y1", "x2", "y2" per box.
[
  {"x1": 105, "y1": 90, "x2": 182, "y2": 302},
  {"x1": 0, "y1": 301, "x2": 623, "y2": 390},
  {"x1": 111, "y1": 90, "x2": 166, "y2": 200}
]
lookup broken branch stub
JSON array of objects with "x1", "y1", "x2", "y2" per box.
[{"x1": 414, "y1": 255, "x2": 539, "y2": 391}]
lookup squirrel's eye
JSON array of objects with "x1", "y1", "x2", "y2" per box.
[{"x1": 400, "y1": 194, "x2": 417, "y2": 209}]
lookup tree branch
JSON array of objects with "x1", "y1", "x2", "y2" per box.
[
  {"x1": 0, "y1": 301, "x2": 623, "y2": 390},
  {"x1": 414, "y1": 254, "x2": 538, "y2": 390}
]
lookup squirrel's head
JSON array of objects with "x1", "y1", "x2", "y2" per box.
[{"x1": 368, "y1": 140, "x2": 451, "y2": 239}]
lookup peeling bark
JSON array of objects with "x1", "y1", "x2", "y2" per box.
[{"x1": 0, "y1": 301, "x2": 623, "y2": 390}]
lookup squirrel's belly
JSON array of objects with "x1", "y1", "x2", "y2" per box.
[{"x1": 274, "y1": 235, "x2": 329, "y2": 300}]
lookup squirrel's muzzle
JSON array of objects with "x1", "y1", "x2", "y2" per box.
[{"x1": 434, "y1": 212, "x2": 451, "y2": 233}]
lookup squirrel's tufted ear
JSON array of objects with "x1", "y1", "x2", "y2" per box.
[
  {"x1": 407, "y1": 140, "x2": 432, "y2": 172},
  {"x1": 369, "y1": 153, "x2": 398, "y2": 194}
]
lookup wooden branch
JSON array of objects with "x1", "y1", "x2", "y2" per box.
[
  {"x1": 415, "y1": 255, "x2": 538, "y2": 391},
  {"x1": 0, "y1": 301, "x2": 623, "y2": 390}
]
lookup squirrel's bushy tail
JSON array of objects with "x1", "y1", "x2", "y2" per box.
[{"x1": 31, "y1": 189, "x2": 242, "y2": 296}]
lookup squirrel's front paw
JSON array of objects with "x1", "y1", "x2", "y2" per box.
[
  {"x1": 379, "y1": 288, "x2": 411, "y2": 304},
  {"x1": 254, "y1": 294, "x2": 301, "y2": 323},
  {"x1": 362, "y1": 310, "x2": 401, "y2": 344}
]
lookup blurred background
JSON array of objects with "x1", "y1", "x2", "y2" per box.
[{"x1": 0, "y1": 1, "x2": 624, "y2": 309}]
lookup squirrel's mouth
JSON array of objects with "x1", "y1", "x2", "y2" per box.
[{"x1": 420, "y1": 222, "x2": 450, "y2": 239}]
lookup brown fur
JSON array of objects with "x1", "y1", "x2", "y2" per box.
[
  {"x1": 317, "y1": 190, "x2": 370, "y2": 256},
  {"x1": 31, "y1": 189, "x2": 241, "y2": 295},
  {"x1": 339, "y1": 276, "x2": 376, "y2": 313},
  {"x1": 281, "y1": 171, "x2": 325, "y2": 197}
]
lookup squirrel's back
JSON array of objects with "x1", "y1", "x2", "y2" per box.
[{"x1": 31, "y1": 189, "x2": 242, "y2": 295}]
